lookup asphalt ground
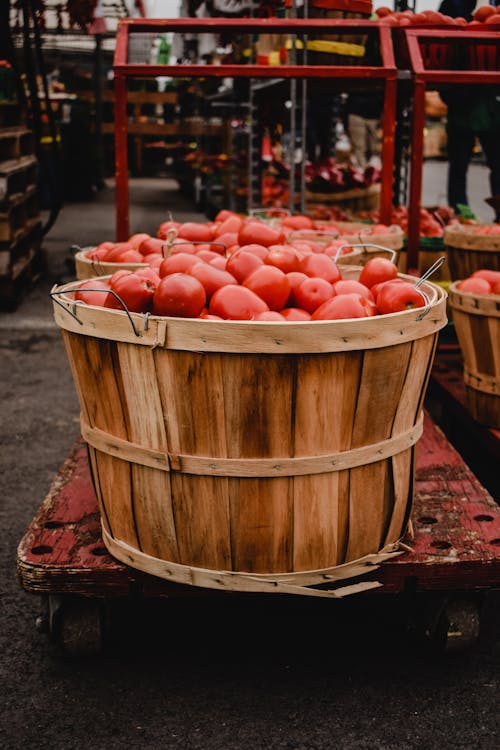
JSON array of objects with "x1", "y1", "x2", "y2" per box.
[{"x1": 1, "y1": 172, "x2": 499, "y2": 750}]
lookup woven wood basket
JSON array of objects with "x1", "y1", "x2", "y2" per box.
[
  {"x1": 51, "y1": 268, "x2": 447, "y2": 598},
  {"x1": 306, "y1": 184, "x2": 381, "y2": 214},
  {"x1": 75, "y1": 249, "x2": 148, "y2": 280},
  {"x1": 449, "y1": 283, "x2": 500, "y2": 428},
  {"x1": 444, "y1": 226, "x2": 500, "y2": 281}
]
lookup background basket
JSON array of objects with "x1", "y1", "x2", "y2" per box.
[
  {"x1": 75, "y1": 249, "x2": 148, "y2": 280},
  {"x1": 449, "y1": 283, "x2": 500, "y2": 428},
  {"x1": 51, "y1": 268, "x2": 447, "y2": 597},
  {"x1": 444, "y1": 226, "x2": 500, "y2": 281}
]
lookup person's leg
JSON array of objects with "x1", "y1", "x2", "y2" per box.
[
  {"x1": 478, "y1": 131, "x2": 500, "y2": 220},
  {"x1": 348, "y1": 114, "x2": 367, "y2": 168},
  {"x1": 446, "y1": 127, "x2": 475, "y2": 210}
]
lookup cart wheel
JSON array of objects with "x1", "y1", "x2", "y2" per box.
[
  {"x1": 425, "y1": 596, "x2": 481, "y2": 653},
  {"x1": 48, "y1": 595, "x2": 106, "y2": 656}
]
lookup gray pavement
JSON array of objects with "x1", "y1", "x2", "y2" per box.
[{"x1": 1, "y1": 175, "x2": 499, "y2": 750}]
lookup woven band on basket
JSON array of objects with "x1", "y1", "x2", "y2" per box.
[
  {"x1": 102, "y1": 527, "x2": 405, "y2": 600},
  {"x1": 82, "y1": 415, "x2": 424, "y2": 477}
]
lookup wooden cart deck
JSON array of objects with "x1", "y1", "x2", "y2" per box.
[
  {"x1": 17, "y1": 413, "x2": 500, "y2": 600},
  {"x1": 428, "y1": 348, "x2": 500, "y2": 499}
]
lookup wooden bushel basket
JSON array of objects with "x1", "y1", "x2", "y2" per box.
[
  {"x1": 444, "y1": 225, "x2": 500, "y2": 281},
  {"x1": 75, "y1": 248, "x2": 148, "y2": 280},
  {"x1": 449, "y1": 283, "x2": 500, "y2": 428},
  {"x1": 51, "y1": 268, "x2": 447, "y2": 598}
]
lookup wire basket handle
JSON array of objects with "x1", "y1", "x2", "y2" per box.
[{"x1": 50, "y1": 287, "x2": 142, "y2": 337}]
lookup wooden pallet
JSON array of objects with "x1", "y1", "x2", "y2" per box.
[
  {"x1": 0, "y1": 185, "x2": 39, "y2": 243},
  {"x1": 17, "y1": 413, "x2": 500, "y2": 600},
  {"x1": 0, "y1": 235, "x2": 44, "y2": 311},
  {"x1": 0, "y1": 127, "x2": 34, "y2": 162},
  {"x1": 0, "y1": 155, "x2": 38, "y2": 201}
]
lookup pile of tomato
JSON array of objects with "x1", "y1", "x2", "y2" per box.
[
  {"x1": 374, "y1": 5, "x2": 500, "y2": 27},
  {"x1": 457, "y1": 270, "x2": 500, "y2": 296},
  {"x1": 75, "y1": 211, "x2": 426, "y2": 321},
  {"x1": 84, "y1": 211, "x2": 395, "y2": 268}
]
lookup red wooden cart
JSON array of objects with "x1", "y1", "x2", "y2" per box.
[{"x1": 17, "y1": 411, "x2": 500, "y2": 655}]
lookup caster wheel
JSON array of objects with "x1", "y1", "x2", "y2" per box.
[
  {"x1": 48, "y1": 595, "x2": 106, "y2": 656},
  {"x1": 435, "y1": 597, "x2": 481, "y2": 653}
]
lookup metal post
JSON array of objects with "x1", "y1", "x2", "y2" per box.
[
  {"x1": 379, "y1": 73, "x2": 397, "y2": 225},
  {"x1": 407, "y1": 77, "x2": 426, "y2": 271},
  {"x1": 114, "y1": 74, "x2": 129, "y2": 240}
]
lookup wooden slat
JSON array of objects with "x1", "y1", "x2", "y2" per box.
[{"x1": 116, "y1": 344, "x2": 178, "y2": 561}]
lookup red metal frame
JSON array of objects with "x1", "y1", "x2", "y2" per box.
[
  {"x1": 404, "y1": 29, "x2": 500, "y2": 270},
  {"x1": 113, "y1": 18, "x2": 398, "y2": 240}
]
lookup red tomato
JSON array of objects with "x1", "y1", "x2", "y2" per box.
[
  {"x1": 299, "y1": 253, "x2": 341, "y2": 284},
  {"x1": 237, "y1": 243, "x2": 269, "y2": 260},
  {"x1": 243, "y1": 265, "x2": 291, "y2": 311},
  {"x1": 312, "y1": 293, "x2": 376, "y2": 320},
  {"x1": 196, "y1": 249, "x2": 221, "y2": 263},
  {"x1": 74, "y1": 279, "x2": 111, "y2": 307},
  {"x1": 214, "y1": 209, "x2": 238, "y2": 223},
  {"x1": 238, "y1": 220, "x2": 283, "y2": 248},
  {"x1": 128, "y1": 233, "x2": 150, "y2": 249},
  {"x1": 358, "y1": 257, "x2": 398, "y2": 288},
  {"x1": 371, "y1": 277, "x2": 406, "y2": 301},
  {"x1": 85, "y1": 247, "x2": 109, "y2": 262},
  {"x1": 265, "y1": 245, "x2": 301, "y2": 273},
  {"x1": 280, "y1": 307, "x2": 312, "y2": 321},
  {"x1": 253, "y1": 311, "x2": 286, "y2": 321},
  {"x1": 209, "y1": 285, "x2": 269, "y2": 320},
  {"x1": 114, "y1": 249, "x2": 145, "y2": 264},
  {"x1": 199, "y1": 312, "x2": 224, "y2": 320},
  {"x1": 107, "y1": 270, "x2": 156, "y2": 313},
  {"x1": 212, "y1": 232, "x2": 238, "y2": 253},
  {"x1": 157, "y1": 220, "x2": 181, "y2": 240},
  {"x1": 187, "y1": 262, "x2": 238, "y2": 299},
  {"x1": 226, "y1": 250, "x2": 264, "y2": 283},
  {"x1": 294, "y1": 277, "x2": 334, "y2": 314},
  {"x1": 282, "y1": 215, "x2": 314, "y2": 230},
  {"x1": 169, "y1": 240, "x2": 200, "y2": 254},
  {"x1": 103, "y1": 243, "x2": 135, "y2": 262},
  {"x1": 209, "y1": 256, "x2": 228, "y2": 271},
  {"x1": 214, "y1": 216, "x2": 243, "y2": 236},
  {"x1": 177, "y1": 222, "x2": 214, "y2": 242},
  {"x1": 138, "y1": 237, "x2": 165, "y2": 256},
  {"x1": 332, "y1": 280, "x2": 374, "y2": 301},
  {"x1": 153, "y1": 273, "x2": 206, "y2": 317},
  {"x1": 457, "y1": 277, "x2": 492, "y2": 295},
  {"x1": 471, "y1": 270, "x2": 500, "y2": 286},
  {"x1": 159, "y1": 252, "x2": 202, "y2": 277},
  {"x1": 135, "y1": 267, "x2": 160, "y2": 287},
  {"x1": 147, "y1": 254, "x2": 164, "y2": 269},
  {"x1": 376, "y1": 281, "x2": 426, "y2": 314},
  {"x1": 493, "y1": 281, "x2": 500, "y2": 295},
  {"x1": 285, "y1": 271, "x2": 309, "y2": 306}
]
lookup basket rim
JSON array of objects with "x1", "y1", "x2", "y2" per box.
[{"x1": 51, "y1": 269, "x2": 448, "y2": 354}]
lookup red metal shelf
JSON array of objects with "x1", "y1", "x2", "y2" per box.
[
  {"x1": 112, "y1": 18, "x2": 398, "y2": 239},
  {"x1": 402, "y1": 28, "x2": 500, "y2": 269}
]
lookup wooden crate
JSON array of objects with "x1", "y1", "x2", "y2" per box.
[{"x1": 50, "y1": 269, "x2": 447, "y2": 597}]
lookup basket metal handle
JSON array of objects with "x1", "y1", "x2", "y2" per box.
[{"x1": 50, "y1": 286, "x2": 142, "y2": 337}]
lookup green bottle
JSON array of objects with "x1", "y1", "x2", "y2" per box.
[{"x1": 157, "y1": 35, "x2": 170, "y2": 65}]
